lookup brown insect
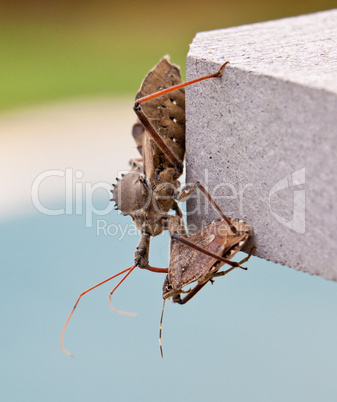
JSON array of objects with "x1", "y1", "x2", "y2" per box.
[
  {"x1": 162, "y1": 182, "x2": 252, "y2": 304},
  {"x1": 60, "y1": 57, "x2": 252, "y2": 357},
  {"x1": 158, "y1": 181, "x2": 253, "y2": 356},
  {"x1": 112, "y1": 56, "x2": 229, "y2": 270}
]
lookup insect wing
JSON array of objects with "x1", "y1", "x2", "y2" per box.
[
  {"x1": 135, "y1": 56, "x2": 185, "y2": 179},
  {"x1": 165, "y1": 219, "x2": 251, "y2": 296}
]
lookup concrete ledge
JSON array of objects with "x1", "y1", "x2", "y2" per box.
[{"x1": 185, "y1": 9, "x2": 337, "y2": 281}]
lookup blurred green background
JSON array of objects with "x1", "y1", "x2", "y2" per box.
[
  {"x1": 2, "y1": 3, "x2": 337, "y2": 402},
  {"x1": 1, "y1": 0, "x2": 336, "y2": 112}
]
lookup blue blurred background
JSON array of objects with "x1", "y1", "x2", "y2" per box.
[
  {"x1": 1, "y1": 1, "x2": 337, "y2": 401},
  {"x1": 1, "y1": 208, "x2": 337, "y2": 401}
]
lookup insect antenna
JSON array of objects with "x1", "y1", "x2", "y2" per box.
[
  {"x1": 108, "y1": 265, "x2": 168, "y2": 314},
  {"x1": 60, "y1": 264, "x2": 137, "y2": 358},
  {"x1": 159, "y1": 298, "x2": 166, "y2": 359},
  {"x1": 109, "y1": 264, "x2": 137, "y2": 317}
]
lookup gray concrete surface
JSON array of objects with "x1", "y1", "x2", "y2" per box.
[{"x1": 185, "y1": 10, "x2": 337, "y2": 280}]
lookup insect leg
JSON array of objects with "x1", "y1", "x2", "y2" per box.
[
  {"x1": 135, "y1": 61, "x2": 229, "y2": 106},
  {"x1": 171, "y1": 264, "x2": 243, "y2": 305},
  {"x1": 134, "y1": 105, "x2": 184, "y2": 172},
  {"x1": 206, "y1": 266, "x2": 237, "y2": 279},
  {"x1": 134, "y1": 232, "x2": 151, "y2": 268},
  {"x1": 170, "y1": 231, "x2": 246, "y2": 269},
  {"x1": 134, "y1": 62, "x2": 230, "y2": 173},
  {"x1": 178, "y1": 181, "x2": 238, "y2": 235},
  {"x1": 205, "y1": 247, "x2": 255, "y2": 281},
  {"x1": 171, "y1": 282, "x2": 209, "y2": 305},
  {"x1": 237, "y1": 246, "x2": 256, "y2": 265},
  {"x1": 171, "y1": 201, "x2": 184, "y2": 218}
]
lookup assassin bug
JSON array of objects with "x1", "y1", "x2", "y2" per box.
[
  {"x1": 111, "y1": 56, "x2": 229, "y2": 269},
  {"x1": 60, "y1": 57, "x2": 251, "y2": 357}
]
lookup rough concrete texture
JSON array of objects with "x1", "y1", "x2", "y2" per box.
[{"x1": 185, "y1": 10, "x2": 337, "y2": 281}]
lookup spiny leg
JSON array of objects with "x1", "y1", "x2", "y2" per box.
[{"x1": 60, "y1": 265, "x2": 136, "y2": 357}]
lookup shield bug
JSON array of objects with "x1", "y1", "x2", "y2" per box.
[{"x1": 152, "y1": 181, "x2": 253, "y2": 357}]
